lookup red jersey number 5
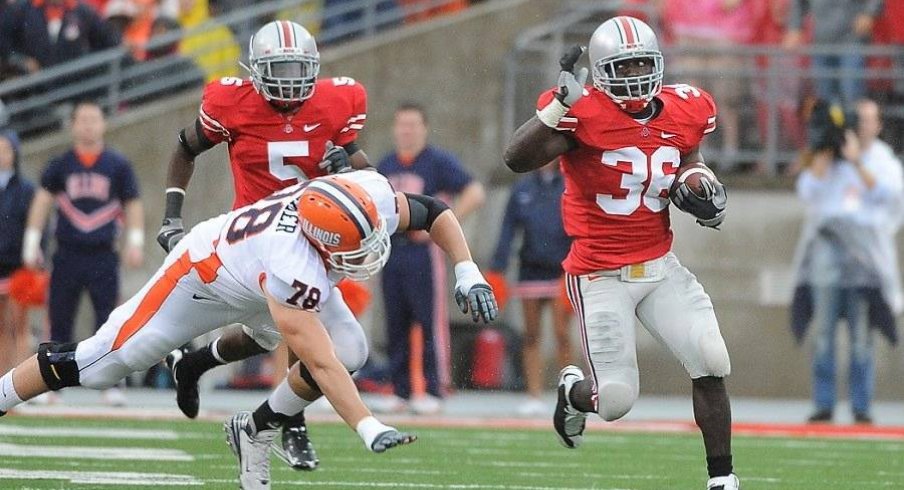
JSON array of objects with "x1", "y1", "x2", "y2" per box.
[{"x1": 268, "y1": 141, "x2": 310, "y2": 181}]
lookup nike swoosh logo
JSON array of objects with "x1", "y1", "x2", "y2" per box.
[
  {"x1": 661, "y1": 132, "x2": 677, "y2": 139},
  {"x1": 303, "y1": 123, "x2": 321, "y2": 132},
  {"x1": 192, "y1": 293, "x2": 214, "y2": 301}
]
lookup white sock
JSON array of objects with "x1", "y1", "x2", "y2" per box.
[
  {"x1": 268, "y1": 379, "x2": 314, "y2": 416},
  {"x1": 210, "y1": 337, "x2": 227, "y2": 364},
  {"x1": 0, "y1": 370, "x2": 25, "y2": 412}
]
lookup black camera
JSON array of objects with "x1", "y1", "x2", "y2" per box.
[{"x1": 806, "y1": 99, "x2": 857, "y2": 157}]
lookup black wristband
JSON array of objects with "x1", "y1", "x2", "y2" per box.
[{"x1": 164, "y1": 190, "x2": 185, "y2": 219}]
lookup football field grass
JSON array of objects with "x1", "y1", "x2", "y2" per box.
[{"x1": 0, "y1": 415, "x2": 901, "y2": 489}]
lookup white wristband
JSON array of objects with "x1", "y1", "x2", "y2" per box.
[
  {"x1": 454, "y1": 260, "x2": 481, "y2": 283},
  {"x1": 356, "y1": 416, "x2": 393, "y2": 449},
  {"x1": 126, "y1": 229, "x2": 144, "y2": 249},
  {"x1": 536, "y1": 97, "x2": 570, "y2": 129},
  {"x1": 22, "y1": 228, "x2": 41, "y2": 264}
]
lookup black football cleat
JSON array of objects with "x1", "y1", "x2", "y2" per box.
[
  {"x1": 271, "y1": 422, "x2": 319, "y2": 470},
  {"x1": 553, "y1": 365, "x2": 587, "y2": 449},
  {"x1": 166, "y1": 349, "x2": 200, "y2": 419}
]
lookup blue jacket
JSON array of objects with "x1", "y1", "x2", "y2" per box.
[
  {"x1": 491, "y1": 171, "x2": 570, "y2": 273},
  {"x1": 0, "y1": 0, "x2": 119, "y2": 69},
  {"x1": 0, "y1": 130, "x2": 35, "y2": 268}
]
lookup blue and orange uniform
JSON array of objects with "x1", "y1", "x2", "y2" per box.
[
  {"x1": 41, "y1": 147, "x2": 139, "y2": 342},
  {"x1": 490, "y1": 170, "x2": 570, "y2": 297},
  {"x1": 377, "y1": 145, "x2": 473, "y2": 400}
]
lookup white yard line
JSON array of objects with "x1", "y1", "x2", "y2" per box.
[
  {"x1": 0, "y1": 424, "x2": 180, "y2": 440},
  {"x1": 0, "y1": 443, "x2": 193, "y2": 461},
  {"x1": 207, "y1": 479, "x2": 630, "y2": 489},
  {"x1": 0, "y1": 468, "x2": 202, "y2": 486}
]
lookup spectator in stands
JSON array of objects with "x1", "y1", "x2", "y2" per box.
[
  {"x1": 751, "y1": 0, "x2": 805, "y2": 168},
  {"x1": 785, "y1": 0, "x2": 884, "y2": 108},
  {"x1": 375, "y1": 102, "x2": 485, "y2": 415},
  {"x1": 0, "y1": 130, "x2": 36, "y2": 374},
  {"x1": 0, "y1": 0, "x2": 120, "y2": 74},
  {"x1": 321, "y1": 0, "x2": 401, "y2": 44},
  {"x1": 125, "y1": 16, "x2": 205, "y2": 105},
  {"x1": 105, "y1": 0, "x2": 181, "y2": 61},
  {"x1": 21, "y1": 101, "x2": 144, "y2": 406},
  {"x1": 488, "y1": 159, "x2": 571, "y2": 416},
  {"x1": 662, "y1": 0, "x2": 757, "y2": 167},
  {"x1": 791, "y1": 99, "x2": 903, "y2": 425},
  {"x1": 179, "y1": 0, "x2": 240, "y2": 81}
]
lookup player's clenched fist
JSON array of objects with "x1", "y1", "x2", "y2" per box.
[
  {"x1": 537, "y1": 44, "x2": 588, "y2": 129},
  {"x1": 318, "y1": 141, "x2": 351, "y2": 174},
  {"x1": 156, "y1": 218, "x2": 185, "y2": 252},
  {"x1": 555, "y1": 44, "x2": 589, "y2": 107}
]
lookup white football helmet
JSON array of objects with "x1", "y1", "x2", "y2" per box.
[
  {"x1": 242, "y1": 20, "x2": 320, "y2": 104},
  {"x1": 588, "y1": 16, "x2": 663, "y2": 111}
]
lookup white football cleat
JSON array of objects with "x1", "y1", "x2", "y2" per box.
[
  {"x1": 707, "y1": 473, "x2": 740, "y2": 490},
  {"x1": 369, "y1": 394, "x2": 408, "y2": 414},
  {"x1": 553, "y1": 365, "x2": 587, "y2": 448},
  {"x1": 410, "y1": 395, "x2": 442, "y2": 415},
  {"x1": 101, "y1": 387, "x2": 126, "y2": 407},
  {"x1": 517, "y1": 397, "x2": 546, "y2": 417},
  {"x1": 225, "y1": 411, "x2": 278, "y2": 490}
]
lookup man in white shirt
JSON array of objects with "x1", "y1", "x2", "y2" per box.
[{"x1": 794, "y1": 99, "x2": 903, "y2": 425}]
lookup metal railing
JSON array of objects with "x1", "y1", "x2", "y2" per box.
[
  {"x1": 0, "y1": 0, "x2": 465, "y2": 138},
  {"x1": 503, "y1": 3, "x2": 904, "y2": 177}
]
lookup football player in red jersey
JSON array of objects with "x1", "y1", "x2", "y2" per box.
[
  {"x1": 155, "y1": 20, "x2": 370, "y2": 471},
  {"x1": 504, "y1": 17, "x2": 738, "y2": 490}
]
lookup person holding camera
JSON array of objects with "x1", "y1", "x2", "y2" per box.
[{"x1": 792, "y1": 99, "x2": 903, "y2": 425}]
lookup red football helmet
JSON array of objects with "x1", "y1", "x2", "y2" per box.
[{"x1": 297, "y1": 176, "x2": 390, "y2": 281}]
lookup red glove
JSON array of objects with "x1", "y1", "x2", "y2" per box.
[
  {"x1": 9, "y1": 267, "x2": 49, "y2": 308},
  {"x1": 336, "y1": 279, "x2": 372, "y2": 318}
]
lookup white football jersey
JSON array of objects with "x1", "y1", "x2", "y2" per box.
[{"x1": 181, "y1": 170, "x2": 399, "y2": 312}]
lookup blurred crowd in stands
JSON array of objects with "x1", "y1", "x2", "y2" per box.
[
  {"x1": 0, "y1": 0, "x2": 483, "y2": 136},
  {"x1": 0, "y1": 0, "x2": 477, "y2": 81},
  {"x1": 618, "y1": 0, "x2": 904, "y2": 173}
]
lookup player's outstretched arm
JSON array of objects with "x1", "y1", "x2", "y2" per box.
[
  {"x1": 395, "y1": 192, "x2": 498, "y2": 323},
  {"x1": 504, "y1": 45, "x2": 585, "y2": 173},
  {"x1": 267, "y1": 295, "x2": 416, "y2": 452},
  {"x1": 157, "y1": 121, "x2": 215, "y2": 252}
]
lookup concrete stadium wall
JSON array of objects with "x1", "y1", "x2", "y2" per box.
[{"x1": 18, "y1": 0, "x2": 904, "y2": 400}]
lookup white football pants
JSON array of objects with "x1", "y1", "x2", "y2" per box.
[{"x1": 565, "y1": 252, "x2": 731, "y2": 421}]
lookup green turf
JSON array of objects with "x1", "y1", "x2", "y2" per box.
[{"x1": 0, "y1": 416, "x2": 901, "y2": 489}]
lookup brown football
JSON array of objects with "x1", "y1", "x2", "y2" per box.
[{"x1": 670, "y1": 162, "x2": 718, "y2": 199}]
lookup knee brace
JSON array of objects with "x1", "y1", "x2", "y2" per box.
[
  {"x1": 37, "y1": 342, "x2": 81, "y2": 391},
  {"x1": 597, "y1": 381, "x2": 636, "y2": 421}
]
